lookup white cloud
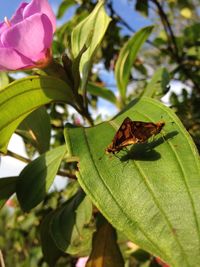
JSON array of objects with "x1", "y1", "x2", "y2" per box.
[
  {"x1": 1, "y1": 134, "x2": 26, "y2": 177},
  {"x1": 161, "y1": 80, "x2": 192, "y2": 106}
]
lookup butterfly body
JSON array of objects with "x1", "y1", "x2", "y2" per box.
[{"x1": 106, "y1": 117, "x2": 165, "y2": 154}]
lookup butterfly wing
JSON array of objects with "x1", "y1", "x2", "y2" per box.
[
  {"x1": 107, "y1": 117, "x2": 137, "y2": 152},
  {"x1": 106, "y1": 118, "x2": 165, "y2": 154},
  {"x1": 131, "y1": 121, "x2": 164, "y2": 142}
]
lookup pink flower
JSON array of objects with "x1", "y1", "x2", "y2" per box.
[
  {"x1": 0, "y1": 0, "x2": 56, "y2": 71},
  {"x1": 76, "y1": 257, "x2": 88, "y2": 267},
  {"x1": 6, "y1": 198, "x2": 15, "y2": 207}
]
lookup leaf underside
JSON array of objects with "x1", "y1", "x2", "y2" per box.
[{"x1": 0, "y1": 76, "x2": 74, "y2": 153}]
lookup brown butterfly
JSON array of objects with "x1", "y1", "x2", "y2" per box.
[{"x1": 105, "y1": 117, "x2": 165, "y2": 154}]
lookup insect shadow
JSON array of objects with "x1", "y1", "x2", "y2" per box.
[{"x1": 120, "y1": 130, "x2": 178, "y2": 162}]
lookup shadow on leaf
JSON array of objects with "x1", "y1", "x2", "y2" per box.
[{"x1": 120, "y1": 131, "x2": 178, "y2": 162}]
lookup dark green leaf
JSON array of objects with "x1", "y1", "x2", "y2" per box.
[
  {"x1": 17, "y1": 107, "x2": 51, "y2": 154},
  {"x1": 87, "y1": 82, "x2": 117, "y2": 104},
  {"x1": 135, "y1": 0, "x2": 149, "y2": 16},
  {"x1": 16, "y1": 145, "x2": 67, "y2": 211},
  {"x1": 0, "y1": 177, "x2": 17, "y2": 208},
  {"x1": 183, "y1": 23, "x2": 200, "y2": 43},
  {"x1": 40, "y1": 212, "x2": 64, "y2": 267},
  {"x1": 50, "y1": 190, "x2": 94, "y2": 254},
  {"x1": 57, "y1": 0, "x2": 76, "y2": 19},
  {"x1": 64, "y1": 97, "x2": 200, "y2": 266}
]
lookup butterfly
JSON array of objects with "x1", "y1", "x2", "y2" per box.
[{"x1": 105, "y1": 117, "x2": 165, "y2": 154}]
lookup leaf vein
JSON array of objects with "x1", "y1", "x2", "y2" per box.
[{"x1": 79, "y1": 127, "x2": 170, "y2": 261}]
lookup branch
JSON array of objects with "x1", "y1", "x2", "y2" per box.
[
  {"x1": 149, "y1": 0, "x2": 200, "y2": 91},
  {"x1": 106, "y1": 0, "x2": 181, "y2": 61},
  {"x1": 107, "y1": 0, "x2": 160, "y2": 50},
  {"x1": 7, "y1": 150, "x2": 31, "y2": 164},
  {"x1": 150, "y1": 0, "x2": 179, "y2": 59},
  {"x1": 107, "y1": 0, "x2": 200, "y2": 91},
  {"x1": 57, "y1": 170, "x2": 77, "y2": 180},
  {"x1": 0, "y1": 250, "x2": 5, "y2": 267},
  {"x1": 5, "y1": 150, "x2": 77, "y2": 180}
]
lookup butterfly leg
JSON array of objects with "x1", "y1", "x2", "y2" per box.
[
  {"x1": 160, "y1": 132, "x2": 166, "y2": 142},
  {"x1": 113, "y1": 153, "x2": 121, "y2": 160}
]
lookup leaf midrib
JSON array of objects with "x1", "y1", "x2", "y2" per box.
[
  {"x1": 78, "y1": 127, "x2": 170, "y2": 262},
  {"x1": 137, "y1": 98, "x2": 200, "y2": 256},
  {"x1": 108, "y1": 120, "x2": 190, "y2": 266}
]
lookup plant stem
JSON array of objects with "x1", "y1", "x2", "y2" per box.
[
  {"x1": 7, "y1": 150, "x2": 31, "y2": 164},
  {"x1": 57, "y1": 170, "x2": 77, "y2": 180},
  {"x1": 5, "y1": 150, "x2": 77, "y2": 180},
  {"x1": 0, "y1": 250, "x2": 5, "y2": 267}
]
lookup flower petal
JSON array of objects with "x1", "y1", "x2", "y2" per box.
[
  {"x1": 0, "y1": 22, "x2": 6, "y2": 40},
  {"x1": 23, "y1": 0, "x2": 56, "y2": 32},
  {"x1": 0, "y1": 3, "x2": 28, "y2": 37},
  {"x1": 1, "y1": 13, "x2": 53, "y2": 62},
  {"x1": 0, "y1": 47, "x2": 33, "y2": 70},
  {"x1": 10, "y1": 2, "x2": 28, "y2": 24}
]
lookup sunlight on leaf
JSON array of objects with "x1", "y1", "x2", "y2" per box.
[
  {"x1": 64, "y1": 97, "x2": 200, "y2": 267},
  {"x1": 0, "y1": 76, "x2": 75, "y2": 153},
  {"x1": 115, "y1": 26, "x2": 153, "y2": 102}
]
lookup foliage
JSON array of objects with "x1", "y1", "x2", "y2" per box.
[{"x1": 0, "y1": 0, "x2": 200, "y2": 266}]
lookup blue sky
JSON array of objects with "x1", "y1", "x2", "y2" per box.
[
  {"x1": 0, "y1": 0, "x2": 151, "y2": 32},
  {"x1": 0, "y1": 0, "x2": 62, "y2": 20},
  {"x1": 0, "y1": 0, "x2": 151, "y2": 118},
  {"x1": 0, "y1": 0, "x2": 155, "y2": 179}
]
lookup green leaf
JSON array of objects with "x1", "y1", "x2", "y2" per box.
[
  {"x1": 17, "y1": 107, "x2": 51, "y2": 154},
  {"x1": 135, "y1": 0, "x2": 149, "y2": 16},
  {"x1": 142, "y1": 68, "x2": 170, "y2": 98},
  {"x1": 71, "y1": 0, "x2": 111, "y2": 90},
  {"x1": 0, "y1": 177, "x2": 17, "y2": 208},
  {"x1": 64, "y1": 97, "x2": 200, "y2": 266},
  {"x1": 115, "y1": 26, "x2": 154, "y2": 102},
  {"x1": 183, "y1": 23, "x2": 200, "y2": 43},
  {"x1": 87, "y1": 82, "x2": 117, "y2": 104},
  {"x1": 40, "y1": 212, "x2": 64, "y2": 267},
  {"x1": 16, "y1": 145, "x2": 67, "y2": 211},
  {"x1": 71, "y1": 0, "x2": 110, "y2": 59},
  {"x1": 0, "y1": 76, "x2": 75, "y2": 153},
  {"x1": 0, "y1": 72, "x2": 9, "y2": 90},
  {"x1": 57, "y1": 0, "x2": 76, "y2": 19},
  {"x1": 50, "y1": 190, "x2": 94, "y2": 254},
  {"x1": 86, "y1": 215, "x2": 124, "y2": 267}
]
